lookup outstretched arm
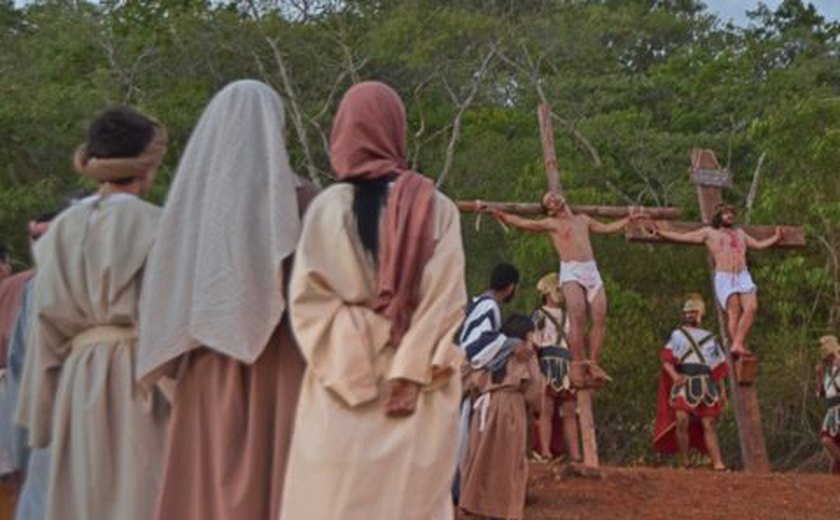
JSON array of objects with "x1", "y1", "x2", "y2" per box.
[
  {"x1": 588, "y1": 212, "x2": 647, "y2": 234},
  {"x1": 743, "y1": 227, "x2": 783, "y2": 250},
  {"x1": 650, "y1": 223, "x2": 709, "y2": 244},
  {"x1": 492, "y1": 210, "x2": 554, "y2": 233}
]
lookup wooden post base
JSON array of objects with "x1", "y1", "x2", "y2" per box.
[
  {"x1": 576, "y1": 389, "x2": 599, "y2": 469},
  {"x1": 734, "y1": 356, "x2": 757, "y2": 386}
]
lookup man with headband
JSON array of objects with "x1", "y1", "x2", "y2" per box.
[
  {"x1": 489, "y1": 191, "x2": 645, "y2": 388},
  {"x1": 651, "y1": 203, "x2": 782, "y2": 357},
  {"x1": 16, "y1": 107, "x2": 170, "y2": 520},
  {"x1": 281, "y1": 82, "x2": 466, "y2": 520}
]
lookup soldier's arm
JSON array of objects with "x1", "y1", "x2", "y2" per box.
[{"x1": 816, "y1": 363, "x2": 826, "y2": 398}]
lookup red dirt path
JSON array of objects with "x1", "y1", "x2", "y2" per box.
[{"x1": 522, "y1": 464, "x2": 840, "y2": 519}]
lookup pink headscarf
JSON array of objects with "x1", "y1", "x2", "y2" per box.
[{"x1": 330, "y1": 81, "x2": 436, "y2": 347}]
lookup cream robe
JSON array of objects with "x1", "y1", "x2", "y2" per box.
[
  {"x1": 281, "y1": 184, "x2": 466, "y2": 520},
  {"x1": 16, "y1": 194, "x2": 169, "y2": 520}
]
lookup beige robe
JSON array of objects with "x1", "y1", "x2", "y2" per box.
[
  {"x1": 16, "y1": 194, "x2": 169, "y2": 520},
  {"x1": 459, "y1": 354, "x2": 542, "y2": 520},
  {"x1": 281, "y1": 184, "x2": 466, "y2": 520}
]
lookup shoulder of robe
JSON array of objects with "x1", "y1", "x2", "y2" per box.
[
  {"x1": 300, "y1": 183, "x2": 353, "y2": 229},
  {"x1": 106, "y1": 197, "x2": 162, "y2": 229},
  {"x1": 432, "y1": 190, "x2": 459, "y2": 234}
]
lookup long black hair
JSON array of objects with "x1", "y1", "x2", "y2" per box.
[{"x1": 350, "y1": 178, "x2": 391, "y2": 258}]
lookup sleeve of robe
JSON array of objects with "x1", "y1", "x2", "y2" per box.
[
  {"x1": 15, "y1": 233, "x2": 79, "y2": 448},
  {"x1": 290, "y1": 186, "x2": 397, "y2": 407},
  {"x1": 385, "y1": 194, "x2": 466, "y2": 385},
  {"x1": 290, "y1": 187, "x2": 466, "y2": 407}
]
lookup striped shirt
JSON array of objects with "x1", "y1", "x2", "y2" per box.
[{"x1": 458, "y1": 293, "x2": 507, "y2": 369}]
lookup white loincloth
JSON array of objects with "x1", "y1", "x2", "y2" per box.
[
  {"x1": 714, "y1": 269, "x2": 757, "y2": 308},
  {"x1": 559, "y1": 260, "x2": 604, "y2": 303}
]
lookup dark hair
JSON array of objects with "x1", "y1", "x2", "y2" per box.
[
  {"x1": 501, "y1": 313, "x2": 535, "y2": 340},
  {"x1": 350, "y1": 178, "x2": 390, "y2": 257},
  {"x1": 31, "y1": 212, "x2": 58, "y2": 224},
  {"x1": 489, "y1": 263, "x2": 519, "y2": 291},
  {"x1": 85, "y1": 106, "x2": 155, "y2": 160},
  {"x1": 711, "y1": 205, "x2": 735, "y2": 229},
  {"x1": 0, "y1": 242, "x2": 9, "y2": 263}
]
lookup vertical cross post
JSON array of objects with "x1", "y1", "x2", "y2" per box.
[
  {"x1": 537, "y1": 103, "x2": 599, "y2": 468},
  {"x1": 691, "y1": 149, "x2": 770, "y2": 473}
]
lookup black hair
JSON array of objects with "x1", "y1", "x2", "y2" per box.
[
  {"x1": 489, "y1": 263, "x2": 519, "y2": 291},
  {"x1": 501, "y1": 313, "x2": 535, "y2": 340},
  {"x1": 0, "y1": 242, "x2": 9, "y2": 263},
  {"x1": 350, "y1": 178, "x2": 391, "y2": 257},
  {"x1": 84, "y1": 106, "x2": 155, "y2": 160}
]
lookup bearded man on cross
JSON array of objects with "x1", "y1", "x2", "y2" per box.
[{"x1": 650, "y1": 203, "x2": 782, "y2": 357}]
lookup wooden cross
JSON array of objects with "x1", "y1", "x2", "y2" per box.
[
  {"x1": 456, "y1": 104, "x2": 682, "y2": 470},
  {"x1": 626, "y1": 148, "x2": 806, "y2": 473}
]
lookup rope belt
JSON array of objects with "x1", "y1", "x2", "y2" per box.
[{"x1": 71, "y1": 325, "x2": 137, "y2": 350}]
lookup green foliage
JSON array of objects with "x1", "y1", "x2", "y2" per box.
[{"x1": 1, "y1": 0, "x2": 838, "y2": 471}]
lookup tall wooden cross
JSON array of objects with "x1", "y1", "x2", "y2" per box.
[
  {"x1": 625, "y1": 148, "x2": 806, "y2": 472},
  {"x1": 457, "y1": 104, "x2": 683, "y2": 469}
]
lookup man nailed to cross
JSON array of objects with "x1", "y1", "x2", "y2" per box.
[
  {"x1": 486, "y1": 194, "x2": 646, "y2": 387},
  {"x1": 648, "y1": 205, "x2": 783, "y2": 357}
]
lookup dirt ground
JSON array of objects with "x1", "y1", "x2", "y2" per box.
[{"x1": 519, "y1": 463, "x2": 840, "y2": 519}]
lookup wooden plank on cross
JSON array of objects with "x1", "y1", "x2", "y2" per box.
[
  {"x1": 626, "y1": 222, "x2": 805, "y2": 247},
  {"x1": 626, "y1": 148, "x2": 806, "y2": 473},
  {"x1": 457, "y1": 201, "x2": 682, "y2": 220}
]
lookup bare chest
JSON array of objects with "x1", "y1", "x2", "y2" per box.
[{"x1": 707, "y1": 229, "x2": 746, "y2": 257}]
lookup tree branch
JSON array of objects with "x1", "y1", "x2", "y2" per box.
[
  {"x1": 436, "y1": 47, "x2": 496, "y2": 188},
  {"x1": 266, "y1": 37, "x2": 322, "y2": 187}
]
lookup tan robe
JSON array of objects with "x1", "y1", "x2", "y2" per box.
[
  {"x1": 281, "y1": 184, "x2": 466, "y2": 520},
  {"x1": 153, "y1": 184, "x2": 317, "y2": 520},
  {"x1": 459, "y1": 354, "x2": 542, "y2": 520},
  {"x1": 16, "y1": 194, "x2": 169, "y2": 520}
]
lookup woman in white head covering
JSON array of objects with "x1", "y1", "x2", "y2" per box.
[{"x1": 137, "y1": 79, "x2": 317, "y2": 520}]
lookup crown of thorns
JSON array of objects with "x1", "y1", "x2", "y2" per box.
[{"x1": 714, "y1": 203, "x2": 736, "y2": 215}]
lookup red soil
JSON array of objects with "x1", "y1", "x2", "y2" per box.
[{"x1": 523, "y1": 464, "x2": 840, "y2": 519}]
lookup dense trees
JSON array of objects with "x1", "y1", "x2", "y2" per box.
[{"x1": 1, "y1": 0, "x2": 838, "y2": 469}]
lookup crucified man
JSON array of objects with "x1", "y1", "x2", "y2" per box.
[
  {"x1": 649, "y1": 203, "x2": 782, "y2": 356},
  {"x1": 487, "y1": 191, "x2": 645, "y2": 388}
]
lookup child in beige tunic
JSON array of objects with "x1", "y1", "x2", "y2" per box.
[{"x1": 459, "y1": 314, "x2": 543, "y2": 520}]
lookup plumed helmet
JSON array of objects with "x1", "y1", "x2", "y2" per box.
[
  {"x1": 819, "y1": 335, "x2": 840, "y2": 360},
  {"x1": 536, "y1": 272, "x2": 563, "y2": 304},
  {"x1": 682, "y1": 293, "x2": 706, "y2": 316}
]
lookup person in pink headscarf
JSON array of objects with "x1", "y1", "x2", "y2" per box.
[{"x1": 280, "y1": 81, "x2": 467, "y2": 520}]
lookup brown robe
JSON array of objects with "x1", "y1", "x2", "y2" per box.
[
  {"x1": 0, "y1": 270, "x2": 34, "y2": 474},
  {"x1": 153, "y1": 184, "x2": 317, "y2": 520},
  {"x1": 0, "y1": 270, "x2": 35, "y2": 367},
  {"x1": 459, "y1": 353, "x2": 542, "y2": 520}
]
